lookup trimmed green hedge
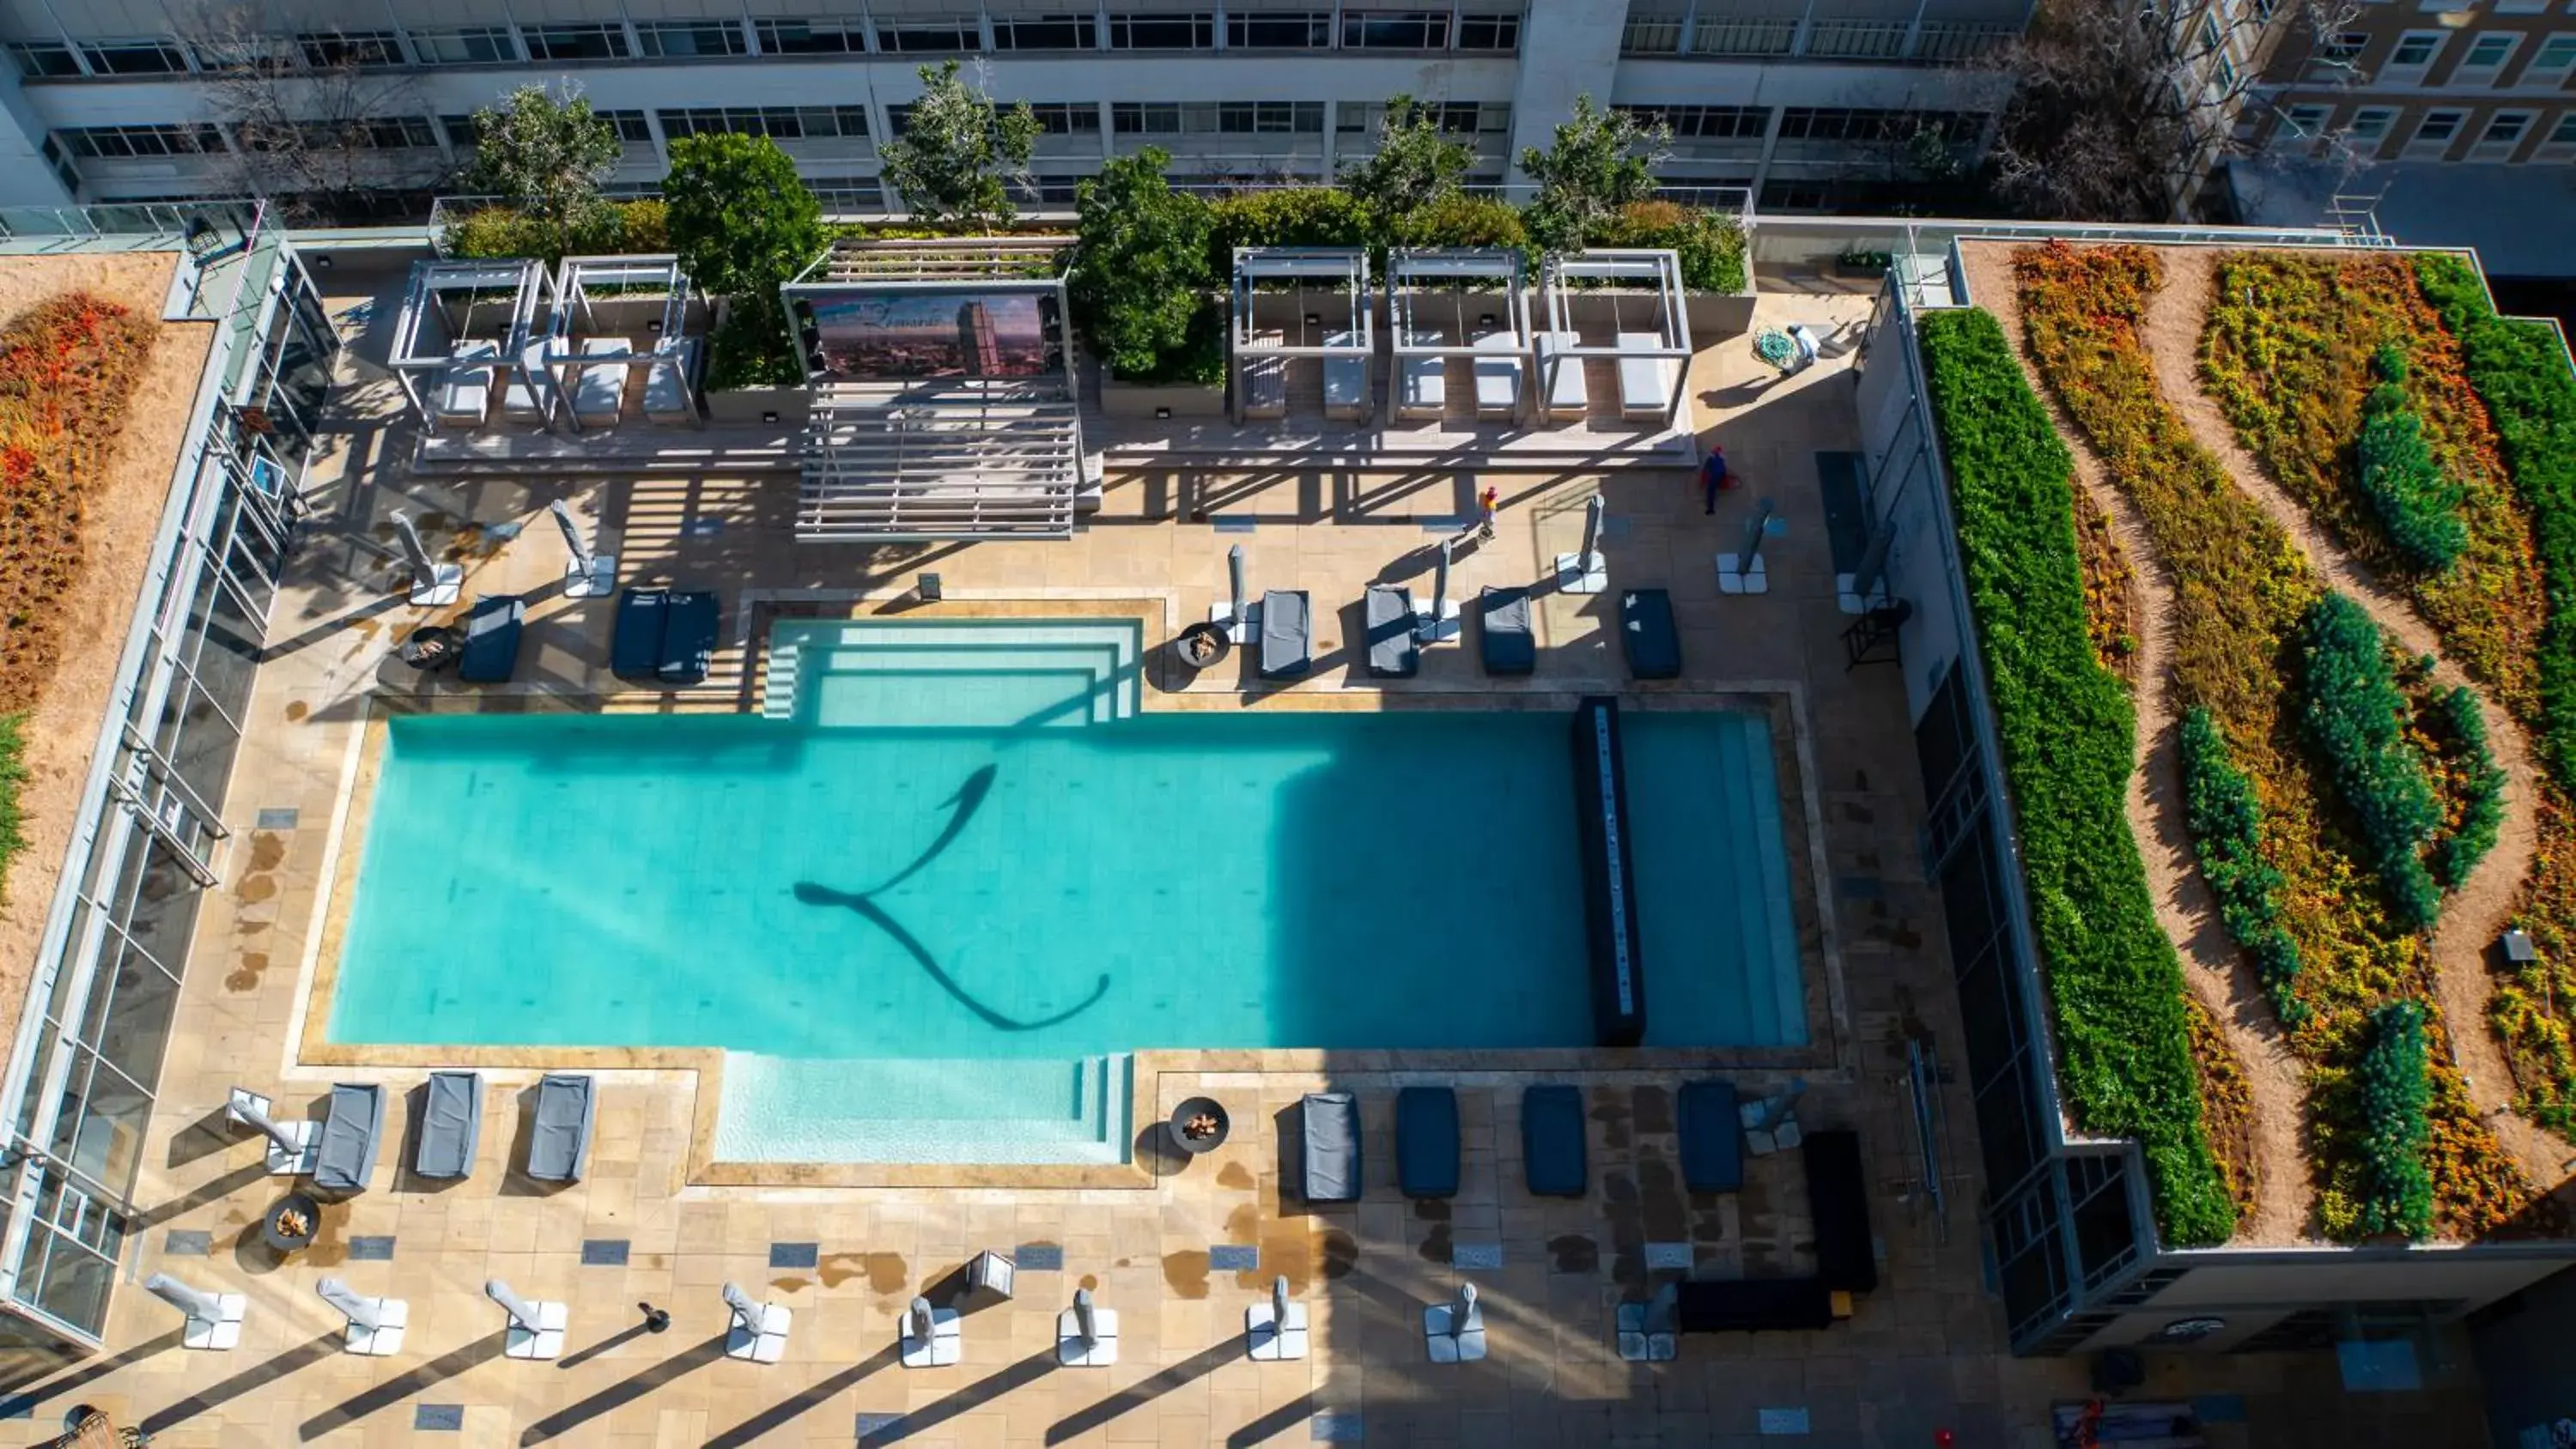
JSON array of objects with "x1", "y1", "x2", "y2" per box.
[
  {"x1": 442, "y1": 199, "x2": 669, "y2": 264},
  {"x1": 2415, "y1": 254, "x2": 2576, "y2": 787},
  {"x1": 1917, "y1": 306, "x2": 2236, "y2": 1246},
  {"x1": 0, "y1": 712, "x2": 24, "y2": 904},
  {"x1": 2179, "y1": 706, "x2": 2306, "y2": 1025},
  {"x1": 2433, "y1": 685, "x2": 2507, "y2": 889},
  {"x1": 2357, "y1": 999, "x2": 2435, "y2": 1240},
  {"x1": 2355, "y1": 347, "x2": 2467, "y2": 573},
  {"x1": 2296, "y1": 592, "x2": 2444, "y2": 928},
  {"x1": 1585, "y1": 200, "x2": 1747, "y2": 294},
  {"x1": 1206, "y1": 189, "x2": 1373, "y2": 276}
]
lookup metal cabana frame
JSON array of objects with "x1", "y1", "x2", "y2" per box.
[
  {"x1": 1230, "y1": 246, "x2": 1374, "y2": 426},
  {"x1": 1534, "y1": 249, "x2": 1693, "y2": 431},
  {"x1": 387, "y1": 258, "x2": 553, "y2": 434},
  {"x1": 543, "y1": 254, "x2": 701, "y2": 431},
  {"x1": 1385, "y1": 248, "x2": 1532, "y2": 426}
]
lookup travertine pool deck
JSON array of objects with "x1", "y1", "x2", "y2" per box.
[{"x1": 0, "y1": 269, "x2": 2494, "y2": 1447}]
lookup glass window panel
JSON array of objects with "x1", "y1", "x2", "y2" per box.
[
  {"x1": 69, "y1": 1058, "x2": 151, "y2": 1198},
  {"x1": 1974, "y1": 1056, "x2": 2044, "y2": 1195},
  {"x1": 168, "y1": 682, "x2": 245, "y2": 810},
  {"x1": 115, "y1": 832, "x2": 206, "y2": 975},
  {"x1": 31, "y1": 1224, "x2": 114, "y2": 1335},
  {"x1": 93, "y1": 940, "x2": 178, "y2": 1093}
]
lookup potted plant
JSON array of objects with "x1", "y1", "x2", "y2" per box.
[{"x1": 1836, "y1": 249, "x2": 1893, "y2": 280}]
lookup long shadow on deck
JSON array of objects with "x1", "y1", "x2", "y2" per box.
[
  {"x1": 517, "y1": 1332, "x2": 731, "y2": 1445},
  {"x1": 701, "y1": 1343, "x2": 900, "y2": 1447},
  {"x1": 297, "y1": 1331, "x2": 507, "y2": 1439}
]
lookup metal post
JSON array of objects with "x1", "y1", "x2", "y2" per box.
[
  {"x1": 908, "y1": 1296, "x2": 933, "y2": 1341},
  {"x1": 1431, "y1": 537, "x2": 1450, "y2": 621},
  {"x1": 318, "y1": 1278, "x2": 384, "y2": 1332},
  {"x1": 486, "y1": 1280, "x2": 544, "y2": 1331},
  {"x1": 1272, "y1": 1276, "x2": 1291, "y2": 1327},
  {"x1": 1073, "y1": 1286, "x2": 1099, "y2": 1345},
  {"x1": 145, "y1": 1273, "x2": 223, "y2": 1323},
  {"x1": 1741, "y1": 496, "x2": 1776, "y2": 568},
  {"x1": 392, "y1": 512, "x2": 439, "y2": 580},
  {"x1": 549, "y1": 500, "x2": 594, "y2": 574},
  {"x1": 1582, "y1": 494, "x2": 1604, "y2": 561},
  {"x1": 1228, "y1": 544, "x2": 1247, "y2": 624},
  {"x1": 722, "y1": 1282, "x2": 762, "y2": 1331},
  {"x1": 229, "y1": 1095, "x2": 304, "y2": 1155}
]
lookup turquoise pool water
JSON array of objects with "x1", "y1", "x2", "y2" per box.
[{"x1": 331, "y1": 621, "x2": 1805, "y2": 1161}]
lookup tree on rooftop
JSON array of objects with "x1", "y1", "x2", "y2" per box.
[
  {"x1": 1067, "y1": 148, "x2": 1219, "y2": 382},
  {"x1": 189, "y1": 9, "x2": 447, "y2": 223},
  {"x1": 1518, "y1": 95, "x2": 1670, "y2": 255},
  {"x1": 662, "y1": 133, "x2": 823, "y2": 388},
  {"x1": 1339, "y1": 94, "x2": 1473, "y2": 226},
  {"x1": 878, "y1": 59, "x2": 1042, "y2": 232},
  {"x1": 460, "y1": 83, "x2": 624, "y2": 252}
]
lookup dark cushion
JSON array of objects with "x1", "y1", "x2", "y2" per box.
[
  {"x1": 1479, "y1": 586, "x2": 1534, "y2": 676},
  {"x1": 1678, "y1": 1079, "x2": 1743, "y2": 1191},
  {"x1": 1804, "y1": 1130, "x2": 1876, "y2": 1293},
  {"x1": 1675, "y1": 1276, "x2": 1834, "y2": 1333},
  {"x1": 1521, "y1": 1084, "x2": 1586, "y2": 1197},
  {"x1": 1619, "y1": 588, "x2": 1680, "y2": 680},
  {"x1": 1397, "y1": 1087, "x2": 1459, "y2": 1198},
  {"x1": 456, "y1": 596, "x2": 525, "y2": 684},
  {"x1": 1299, "y1": 1091, "x2": 1360, "y2": 1202},
  {"x1": 1365, "y1": 585, "x2": 1418, "y2": 678},
  {"x1": 1261, "y1": 590, "x2": 1311, "y2": 680},
  {"x1": 611, "y1": 588, "x2": 668, "y2": 681},
  {"x1": 659, "y1": 590, "x2": 720, "y2": 686}
]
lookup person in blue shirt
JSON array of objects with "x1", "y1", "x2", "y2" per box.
[{"x1": 1702, "y1": 446, "x2": 1730, "y2": 514}]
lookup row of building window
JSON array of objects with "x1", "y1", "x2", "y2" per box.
[
  {"x1": 2313, "y1": 27, "x2": 2576, "y2": 87},
  {"x1": 2279, "y1": 100, "x2": 2576, "y2": 157},
  {"x1": 1617, "y1": 104, "x2": 1984, "y2": 145},
  {"x1": 6, "y1": 9, "x2": 1521, "y2": 78}
]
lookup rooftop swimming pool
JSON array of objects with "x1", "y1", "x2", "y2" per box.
[{"x1": 331, "y1": 620, "x2": 1807, "y2": 1164}]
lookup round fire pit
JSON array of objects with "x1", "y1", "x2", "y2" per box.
[
  {"x1": 398, "y1": 625, "x2": 462, "y2": 672},
  {"x1": 1169, "y1": 1096, "x2": 1230, "y2": 1155},
  {"x1": 1175, "y1": 622, "x2": 1230, "y2": 671},
  {"x1": 262, "y1": 1191, "x2": 321, "y2": 1254}
]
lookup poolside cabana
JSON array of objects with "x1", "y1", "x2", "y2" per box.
[
  {"x1": 1533, "y1": 250, "x2": 1693, "y2": 430},
  {"x1": 387, "y1": 258, "x2": 554, "y2": 434},
  {"x1": 1385, "y1": 249, "x2": 1531, "y2": 426},
  {"x1": 1230, "y1": 248, "x2": 1374, "y2": 427},
  {"x1": 541, "y1": 255, "x2": 704, "y2": 431}
]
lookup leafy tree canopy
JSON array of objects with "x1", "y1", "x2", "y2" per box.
[
  {"x1": 663, "y1": 133, "x2": 823, "y2": 387},
  {"x1": 1067, "y1": 149, "x2": 1217, "y2": 381},
  {"x1": 1338, "y1": 94, "x2": 1473, "y2": 222},
  {"x1": 879, "y1": 59, "x2": 1042, "y2": 231},
  {"x1": 462, "y1": 83, "x2": 623, "y2": 233},
  {"x1": 1519, "y1": 95, "x2": 1668, "y2": 253}
]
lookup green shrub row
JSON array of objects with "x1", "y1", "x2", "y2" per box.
[
  {"x1": 2178, "y1": 706, "x2": 2306, "y2": 1024},
  {"x1": 2431, "y1": 684, "x2": 2507, "y2": 889},
  {"x1": 1195, "y1": 188, "x2": 1743, "y2": 289},
  {"x1": 443, "y1": 199, "x2": 669, "y2": 264},
  {"x1": 0, "y1": 712, "x2": 25, "y2": 905},
  {"x1": 2296, "y1": 592, "x2": 2445, "y2": 928},
  {"x1": 2415, "y1": 254, "x2": 2576, "y2": 788},
  {"x1": 2355, "y1": 347, "x2": 2468, "y2": 573},
  {"x1": 2356, "y1": 999, "x2": 2436, "y2": 1240},
  {"x1": 1917, "y1": 306, "x2": 2236, "y2": 1247}
]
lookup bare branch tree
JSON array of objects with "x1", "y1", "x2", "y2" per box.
[
  {"x1": 1978, "y1": 0, "x2": 2366, "y2": 221},
  {"x1": 180, "y1": 5, "x2": 453, "y2": 222}
]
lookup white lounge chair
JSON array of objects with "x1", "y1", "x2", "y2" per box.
[
  {"x1": 1241, "y1": 330, "x2": 1287, "y2": 421},
  {"x1": 434, "y1": 339, "x2": 498, "y2": 428},
  {"x1": 644, "y1": 337, "x2": 698, "y2": 425},
  {"x1": 571, "y1": 337, "x2": 630, "y2": 428},
  {"x1": 1396, "y1": 329, "x2": 1445, "y2": 420},
  {"x1": 1322, "y1": 330, "x2": 1369, "y2": 422},
  {"x1": 1536, "y1": 331, "x2": 1588, "y2": 421},
  {"x1": 1614, "y1": 332, "x2": 1676, "y2": 421},
  {"x1": 501, "y1": 342, "x2": 549, "y2": 425},
  {"x1": 1472, "y1": 331, "x2": 1524, "y2": 422}
]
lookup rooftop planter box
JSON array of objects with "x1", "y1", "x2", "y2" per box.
[
  {"x1": 1686, "y1": 277, "x2": 1757, "y2": 341},
  {"x1": 1102, "y1": 374, "x2": 1224, "y2": 419},
  {"x1": 704, "y1": 387, "x2": 808, "y2": 427}
]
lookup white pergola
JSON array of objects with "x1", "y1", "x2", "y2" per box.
[
  {"x1": 542, "y1": 255, "x2": 699, "y2": 431},
  {"x1": 1385, "y1": 248, "x2": 1531, "y2": 425},
  {"x1": 388, "y1": 258, "x2": 554, "y2": 434},
  {"x1": 1534, "y1": 249, "x2": 1693, "y2": 430},
  {"x1": 1230, "y1": 247, "x2": 1374, "y2": 427}
]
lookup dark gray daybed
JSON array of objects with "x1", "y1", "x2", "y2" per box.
[
  {"x1": 1397, "y1": 1086, "x2": 1459, "y2": 1199},
  {"x1": 415, "y1": 1070, "x2": 483, "y2": 1180},
  {"x1": 1521, "y1": 1084, "x2": 1586, "y2": 1197},
  {"x1": 1365, "y1": 584, "x2": 1418, "y2": 678},
  {"x1": 659, "y1": 590, "x2": 720, "y2": 686},
  {"x1": 1261, "y1": 589, "x2": 1312, "y2": 680},
  {"x1": 1619, "y1": 588, "x2": 1680, "y2": 680},
  {"x1": 456, "y1": 596, "x2": 526, "y2": 684},
  {"x1": 1479, "y1": 586, "x2": 1534, "y2": 676},
  {"x1": 312, "y1": 1082, "x2": 386, "y2": 1196},
  {"x1": 611, "y1": 587, "x2": 667, "y2": 680},
  {"x1": 1678, "y1": 1079, "x2": 1743, "y2": 1191},
  {"x1": 526, "y1": 1073, "x2": 596, "y2": 1184},
  {"x1": 1299, "y1": 1091, "x2": 1360, "y2": 1203}
]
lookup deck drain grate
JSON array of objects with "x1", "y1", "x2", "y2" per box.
[
  {"x1": 1835, "y1": 875, "x2": 1886, "y2": 900},
  {"x1": 1643, "y1": 1242, "x2": 1694, "y2": 1270},
  {"x1": 1450, "y1": 1242, "x2": 1503, "y2": 1270},
  {"x1": 1311, "y1": 1411, "x2": 1363, "y2": 1442},
  {"x1": 1758, "y1": 1407, "x2": 1810, "y2": 1434},
  {"x1": 1212, "y1": 516, "x2": 1258, "y2": 533},
  {"x1": 856, "y1": 1411, "x2": 904, "y2": 1440},
  {"x1": 415, "y1": 1404, "x2": 464, "y2": 1431},
  {"x1": 1209, "y1": 1245, "x2": 1258, "y2": 1271},
  {"x1": 580, "y1": 1240, "x2": 630, "y2": 1266},
  {"x1": 1013, "y1": 1243, "x2": 1064, "y2": 1270},
  {"x1": 164, "y1": 1229, "x2": 212, "y2": 1257},
  {"x1": 348, "y1": 1236, "x2": 395, "y2": 1261},
  {"x1": 255, "y1": 808, "x2": 299, "y2": 831},
  {"x1": 769, "y1": 1242, "x2": 819, "y2": 1270}
]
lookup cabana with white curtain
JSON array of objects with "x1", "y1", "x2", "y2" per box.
[
  {"x1": 1385, "y1": 248, "x2": 1530, "y2": 426},
  {"x1": 1230, "y1": 248, "x2": 1374, "y2": 427},
  {"x1": 387, "y1": 258, "x2": 554, "y2": 433},
  {"x1": 1533, "y1": 250, "x2": 1693, "y2": 430},
  {"x1": 543, "y1": 255, "x2": 702, "y2": 430}
]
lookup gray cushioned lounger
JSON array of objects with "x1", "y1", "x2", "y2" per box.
[
  {"x1": 1261, "y1": 589, "x2": 1312, "y2": 680},
  {"x1": 1521, "y1": 1084, "x2": 1587, "y2": 1197},
  {"x1": 1678, "y1": 1079, "x2": 1744, "y2": 1191},
  {"x1": 611, "y1": 588, "x2": 667, "y2": 680},
  {"x1": 1619, "y1": 588, "x2": 1681, "y2": 680},
  {"x1": 1479, "y1": 586, "x2": 1534, "y2": 676},
  {"x1": 1397, "y1": 1086, "x2": 1460, "y2": 1199},
  {"x1": 1299, "y1": 1091, "x2": 1361, "y2": 1203},
  {"x1": 658, "y1": 590, "x2": 720, "y2": 686},
  {"x1": 415, "y1": 1070, "x2": 483, "y2": 1180},
  {"x1": 527, "y1": 1073, "x2": 596, "y2": 1184},
  {"x1": 312, "y1": 1082, "x2": 386, "y2": 1196},
  {"x1": 1365, "y1": 584, "x2": 1418, "y2": 679},
  {"x1": 457, "y1": 595, "x2": 526, "y2": 684}
]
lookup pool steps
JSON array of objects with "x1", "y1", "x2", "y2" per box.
[
  {"x1": 762, "y1": 619, "x2": 1142, "y2": 728},
  {"x1": 714, "y1": 1050, "x2": 1133, "y2": 1166}
]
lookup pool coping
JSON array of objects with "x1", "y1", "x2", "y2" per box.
[{"x1": 289, "y1": 592, "x2": 1852, "y2": 1190}]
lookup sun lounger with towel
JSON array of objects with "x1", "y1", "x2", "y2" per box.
[
  {"x1": 1260, "y1": 589, "x2": 1310, "y2": 680},
  {"x1": 502, "y1": 347, "x2": 548, "y2": 425},
  {"x1": 312, "y1": 1082, "x2": 386, "y2": 1197},
  {"x1": 1242, "y1": 330, "x2": 1287, "y2": 421},
  {"x1": 1472, "y1": 331, "x2": 1524, "y2": 421},
  {"x1": 1397, "y1": 1086, "x2": 1460, "y2": 1199},
  {"x1": 1619, "y1": 588, "x2": 1680, "y2": 680},
  {"x1": 1323, "y1": 330, "x2": 1369, "y2": 422},
  {"x1": 644, "y1": 336, "x2": 698, "y2": 424},
  {"x1": 1479, "y1": 586, "x2": 1534, "y2": 676},
  {"x1": 1298, "y1": 1091, "x2": 1361, "y2": 1203},
  {"x1": 572, "y1": 337, "x2": 630, "y2": 427},
  {"x1": 1521, "y1": 1084, "x2": 1587, "y2": 1197},
  {"x1": 526, "y1": 1073, "x2": 596, "y2": 1183},
  {"x1": 1678, "y1": 1079, "x2": 1744, "y2": 1191},
  {"x1": 1397, "y1": 329, "x2": 1445, "y2": 419},
  {"x1": 1536, "y1": 331, "x2": 1587, "y2": 421},
  {"x1": 1365, "y1": 584, "x2": 1418, "y2": 678},
  {"x1": 1614, "y1": 332, "x2": 1675, "y2": 421},
  {"x1": 611, "y1": 587, "x2": 667, "y2": 681},
  {"x1": 659, "y1": 590, "x2": 720, "y2": 686},
  {"x1": 415, "y1": 1070, "x2": 483, "y2": 1180},
  {"x1": 434, "y1": 339, "x2": 498, "y2": 428},
  {"x1": 457, "y1": 596, "x2": 526, "y2": 684}
]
